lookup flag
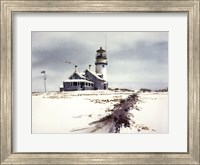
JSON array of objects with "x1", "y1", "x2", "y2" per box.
[
  {"x1": 65, "y1": 61, "x2": 71, "y2": 64},
  {"x1": 41, "y1": 71, "x2": 45, "y2": 74}
]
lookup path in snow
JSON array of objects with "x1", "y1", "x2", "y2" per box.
[
  {"x1": 86, "y1": 93, "x2": 138, "y2": 133},
  {"x1": 32, "y1": 90, "x2": 168, "y2": 133},
  {"x1": 72, "y1": 92, "x2": 155, "y2": 133}
]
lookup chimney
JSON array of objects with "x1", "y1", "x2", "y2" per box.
[
  {"x1": 75, "y1": 65, "x2": 78, "y2": 72},
  {"x1": 89, "y1": 65, "x2": 91, "y2": 70}
]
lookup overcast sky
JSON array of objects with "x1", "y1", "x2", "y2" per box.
[{"x1": 32, "y1": 32, "x2": 168, "y2": 92}]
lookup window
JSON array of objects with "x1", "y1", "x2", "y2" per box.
[{"x1": 73, "y1": 82, "x2": 77, "y2": 86}]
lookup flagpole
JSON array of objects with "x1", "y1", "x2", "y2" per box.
[
  {"x1": 41, "y1": 71, "x2": 46, "y2": 93},
  {"x1": 44, "y1": 72, "x2": 46, "y2": 93}
]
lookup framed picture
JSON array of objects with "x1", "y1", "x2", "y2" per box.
[{"x1": 1, "y1": 0, "x2": 199, "y2": 164}]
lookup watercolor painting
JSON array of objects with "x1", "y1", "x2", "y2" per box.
[{"x1": 32, "y1": 32, "x2": 168, "y2": 133}]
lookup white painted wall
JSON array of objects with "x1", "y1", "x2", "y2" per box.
[{"x1": 96, "y1": 64, "x2": 107, "y2": 81}]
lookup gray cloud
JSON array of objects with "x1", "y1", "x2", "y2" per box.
[{"x1": 32, "y1": 32, "x2": 168, "y2": 92}]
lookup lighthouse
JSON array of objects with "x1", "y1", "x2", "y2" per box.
[
  {"x1": 60, "y1": 46, "x2": 108, "y2": 91},
  {"x1": 95, "y1": 47, "x2": 108, "y2": 80}
]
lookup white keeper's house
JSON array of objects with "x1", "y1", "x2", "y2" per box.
[{"x1": 60, "y1": 47, "x2": 108, "y2": 91}]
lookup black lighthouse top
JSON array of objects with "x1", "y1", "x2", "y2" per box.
[{"x1": 96, "y1": 47, "x2": 107, "y2": 59}]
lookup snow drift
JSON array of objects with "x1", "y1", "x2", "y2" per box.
[{"x1": 32, "y1": 90, "x2": 168, "y2": 133}]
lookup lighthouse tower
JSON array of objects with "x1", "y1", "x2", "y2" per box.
[{"x1": 95, "y1": 47, "x2": 108, "y2": 80}]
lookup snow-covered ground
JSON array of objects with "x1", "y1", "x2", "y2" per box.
[
  {"x1": 120, "y1": 92, "x2": 168, "y2": 133},
  {"x1": 32, "y1": 90, "x2": 168, "y2": 134}
]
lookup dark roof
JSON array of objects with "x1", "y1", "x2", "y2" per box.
[
  {"x1": 96, "y1": 47, "x2": 106, "y2": 53},
  {"x1": 85, "y1": 69, "x2": 105, "y2": 81},
  {"x1": 68, "y1": 72, "x2": 86, "y2": 79}
]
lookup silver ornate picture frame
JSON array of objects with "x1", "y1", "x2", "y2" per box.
[{"x1": 1, "y1": 0, "x2": 199, "y2": 164}]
